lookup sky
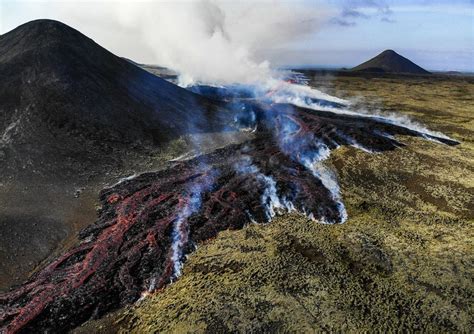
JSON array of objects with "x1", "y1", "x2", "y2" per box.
[{"x1": 1, "y1": 0, "x2": 473, "y2": 73}]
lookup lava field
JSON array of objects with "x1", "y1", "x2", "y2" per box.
[{"x1": 0, "y1": 97, "x2": 458, "y2": 333}]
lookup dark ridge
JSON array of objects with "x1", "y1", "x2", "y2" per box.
[
  {"x1": 352, "y1": 50, "x2": 431, "y2": 74},
  {"x1": 0, "y1": 19, "x2": 225, "y2": 177}
]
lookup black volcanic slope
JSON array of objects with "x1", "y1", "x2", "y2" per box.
[
  {"x1": 0, "y1": 19, "x2": 223, "y2": 177},
  {"x1": 352, "y1": 50, "x2": 430, "y2": 74}
]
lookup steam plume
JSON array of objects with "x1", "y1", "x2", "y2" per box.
[{"x1": 115, "y1": 0, "x2": 330, "y2": 85}]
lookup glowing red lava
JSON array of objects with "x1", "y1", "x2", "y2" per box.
[{"x1": 0, "y1": 103, "x2": 457, "y2": 333}]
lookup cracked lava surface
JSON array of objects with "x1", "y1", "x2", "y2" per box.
[{"x1": 0, "y1": 99, "x2": 458, "y2": 333}]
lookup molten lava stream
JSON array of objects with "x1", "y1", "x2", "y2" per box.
[{"x1": 0, "y1": 102, "x2": 458, "y2": 333}]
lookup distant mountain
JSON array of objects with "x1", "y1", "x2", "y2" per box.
[
  {"x1": 352, "y1": 50, "x2": 430, "y2": 74},
  {"x1": 0, "y1": 19, "x2": 223, "y2": 177}
]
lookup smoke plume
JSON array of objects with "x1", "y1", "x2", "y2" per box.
[{"x1": 115, "y1": 0, "x2": 330, "y2": 85}]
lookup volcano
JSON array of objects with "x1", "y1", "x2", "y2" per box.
[
  {"x1": 0, "y1": 20, "x2": 459, "y2": 334},
  {"x1": 0, "y1": 19, "x2": 224, "y2": 178},
  {"x1": 352, "y1": 50, "x2": 430, "y2": 74}
]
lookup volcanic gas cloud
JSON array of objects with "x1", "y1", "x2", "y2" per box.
[{"x1": 0, "y1": 77, "x2": 458, "y2": 333}]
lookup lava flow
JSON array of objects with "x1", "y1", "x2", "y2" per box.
[{"x1": 0, "y1": 87, "x2": 458, "y2": 333}]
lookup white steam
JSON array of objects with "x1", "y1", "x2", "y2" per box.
[
  {"x1": 115, "y1": 0, "x2": 330, "y2": 85},
  {"x1": 234, "y1": 155, "x2": 312, "y2": 222}
]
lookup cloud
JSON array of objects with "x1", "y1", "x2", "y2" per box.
[
  {"x1": 330, "y1": 18, "x2": 357, "y2": 27},
  {"x1": 381, "y1": 16, "x2": 396, "y2": 23},
  {"x1": 347, "y1": 0, "x2": 392, "y2": 14},
  {"x1": 341, "y1": 8, "x2": 369, "y2": 19},
  {"x1": 332, "y1": 0, "x2": 394, "y2": 27}
]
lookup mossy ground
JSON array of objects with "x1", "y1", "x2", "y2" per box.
[{"x1": 82, "y1": 74, "x2": 473, "y2": 333}]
